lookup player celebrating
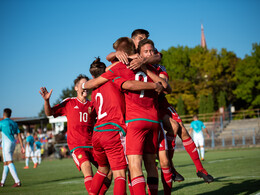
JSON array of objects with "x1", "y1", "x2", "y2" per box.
[
  {"x1": 137, "y1": 38, "x2": 214, "y2": 183},
  {"x1": 189, "y1": 115, "x2": 210, "y2": 161},
  {"x1": 24, "y1": 131, "x2": 38, "y2": 169},
  {"x1": 39, "y1": 74, "x2": 111, "y2": 194},
  {"x1": 0, "y1": 108, "x2": 25, "y2": 187},
  {"x1": 86, "y1": 57, "x2": 163, "y2": 195}
]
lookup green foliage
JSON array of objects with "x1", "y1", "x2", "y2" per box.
[
  {"x1": 234, "y1": 43, "x2": 260, "y2": 108},
  {"x1": 160, "y1": 43, "x2": 260, "y2": 114},
  {"x1": 206, "y1": 93, "x2": 214, "y2": 113},
  {"x1": 218, "y1": 91, "x2": 227, "y2": 108},
  {"x1": 199, "y1": 95, "x2": 207, "y2": 114},
  {"x1": 177, "y1": 96, "x2": 185, "y2": 115}
]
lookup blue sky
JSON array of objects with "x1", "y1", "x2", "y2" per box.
[{"x1": 0, "y1": 0, "x2": 259, "y2": 117}]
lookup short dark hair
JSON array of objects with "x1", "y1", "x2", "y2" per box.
[
  {"x1": 89, "y1": 57, "x2": 106, "y2": 78},
  {"x1": 131, "y1": 29, "x2": 150, "y2": 39},
  {"x1": 74, "y1": 74, "x2": 89, "y2": 86},
  {"x1": 137, "y1": 39, "x2": 155, "y2": 54},
  {"x1": 113, "y1": 37, "x2": 136, "y2": 55},
  {"x1": 4, "y1": 108, "x2": 12, "y2": 118}
]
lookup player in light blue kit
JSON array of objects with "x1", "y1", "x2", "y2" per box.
[
  {"x1": 0, "y1": 108, "x2": 25, "y2": 187},
  {"x1": 24, "y1": 131, "x2": 38, "y2": 169},
  {"x1": 189, "y1": 115, "x2": 210, "y2": 161},
  {"x1": 34, "y1": 137, "x2": 42, "y2": 164}
]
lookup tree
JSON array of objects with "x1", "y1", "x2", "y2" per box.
[
  {"x1": 218, "y1": 91, "x2": 226, "y2": 109},
  {"x1": 199, "y1": 95, "x2": 207, "y2": 114},
  {"x1": 234, "y1": 43, "x2": 260, "y2": 108},
  {"x1": 177, "y1": 96, "x2": 185, "y2": 115},
  {"x1": 206, "y1": 94, "x2": 214, "y2": 113}
]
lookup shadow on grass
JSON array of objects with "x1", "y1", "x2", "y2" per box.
[
  {"x1": 198, "y1": 179, "x2": 260, "y2": 195},
  {"x1": 158, "y1": 177, "x2": 260, "y2": 195}
]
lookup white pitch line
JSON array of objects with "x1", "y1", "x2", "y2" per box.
[{"x1": 208, "y1": 157, "x2": 244, "y2": 163}]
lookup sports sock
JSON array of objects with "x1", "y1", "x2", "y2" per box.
[
  {"x1": 114, "y1": 177, "x2": 126, "y2": 195},
  {"x1": 183, "y1": 137, "x2": 203, "y2": 171},
  {"x1": 32, "y1": 157, "x2": 37, "y2": 164},
  {"x1": 84, "y1": 176, "x2": 92, "y2": 193},
  {"x1": 197, "y1": 148, "x2": 200, "y2": 158},
  {"x1": 1, "y1": 165, "x2": 9, "y2": 184},
  {"x1": 201, "y1": 147, "x2": 205, "y2": 159},
  {"x1": 38, "y1": 157, "x2": 41, "y2": 164},
  {"x1": 161, "y1": 167, "x2": 172, "y2": 195},
  {"x1": 99, "y1": 176, "x2": 111, "y2": 195},
  {"x1": 25, "y1": 158, "x2": 29, "y2": 167},
  {"x1": 131, "y1": 176, "x2": 146, "y2": 195},
  {"x1": 127, "y1": 172, "x2": 134, "y2": 195},
  {"x1": 147, "y1": 177, "x2": 158, "y2": 195},
  {"x1": 8, "y1": 163, "x2": 20, "y2": 183},
  {"x1": 90, "y1": 170, "x2": 107, "y2": 194}
]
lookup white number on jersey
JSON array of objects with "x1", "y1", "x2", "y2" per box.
[
  {"x1": 79, "y1": 112, "x2": 88, "y2": 122},
  {"x1": 135, "y1": 71, "x2": 148, "y2": 98},
  {"x1": 95, "y1": 93, "x2": 107, "y2": 119}
]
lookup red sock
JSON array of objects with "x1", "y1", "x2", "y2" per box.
[
  {"x1": 84, "y1": 176, "x2": 93, "y2": 193},
  {"x1": 127, "y1": 173, "x2": 134, "y2": 195},
  {"x1": 98, "y1": 176, "x2": 111, "y2": 195},
  {"x1": 161, "y1": 168, "x2": 172, "y2": 195},
  {"x1": 131, "y1": 176, "x2": 146, "y2": 195},
  {"x1": 91, "y1": 170, "x2": 107, "y2": 194},
  {"x1": 114, "y1": 177, "x2": 126, "y2": 195},
  {"x1": 147, "y1": 177, "x2": 158, "y2": 195},
  {"x1": 183, "y1": 137, "x2": 203, "y2": 171}
]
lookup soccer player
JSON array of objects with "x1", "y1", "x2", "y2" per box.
[
  {"x1": 106, "y1": 29, "x2": 161, "y2": 67},
  {"x1": 137, "y1": 38, "x2": 214, "y2": 183},
  {"x1": 24, "y1": 131, "x2": 38, "y2": 169},
  {"x1": 0, "y1": 108, "x2": 25, "y2": 187},
  {"x1": 34, "y1": 137, "x2": 42, "y2": 164},
  {"x1": 86, "y1": 57, "x2": 163, "y2": 195},
  {"x1": 39, "y1": 74, "x2": 111, "y2": 194},
  {"x1": 189, "y1": 115, "x2": 210, "y2": 161},
  {"x1": 86, "y1": 37, "x2": 170, "y2": 195}
]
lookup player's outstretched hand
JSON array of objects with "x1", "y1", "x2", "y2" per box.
[
  {"x1": 155, "y1": 82, "x2": 163, "y2": 94},
  {"x1": 116, "y1": 51, "x2": 129, "y2": 65},
  {"x1": 39, "y1": 87, "x2": 53, "y2": 101}
]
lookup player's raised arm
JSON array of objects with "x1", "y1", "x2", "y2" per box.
[
  {"x1": 82, "y1": 76, "x2": 109, "y2": 90},
  {"x1": 39, "y1": 87, "x2": 54, "y2": 116}
]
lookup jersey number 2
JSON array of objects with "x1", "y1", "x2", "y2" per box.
[{"x1": 95, "y1": 93, "x2": 107, "y2": 119}]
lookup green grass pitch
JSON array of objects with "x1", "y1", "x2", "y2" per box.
[{"x1": 1, "y1": 147, "x2": 260, "y2": 194}]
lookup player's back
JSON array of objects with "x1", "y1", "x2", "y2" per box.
[
  {"x1": 91, "y1": 80, "x2": 126, "y2": 133},
  {"x1": 103, "y1": 62, "x2": 158, "y2": 122},
  {"x1": 0, "y1": 118, "x2": 19, "y2": 142}
]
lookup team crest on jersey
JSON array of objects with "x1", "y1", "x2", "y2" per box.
[
  {"x1": 78, "y1": 154, "x2": 82, "y2": 159},
  {"x1": 88, "y1": 107, "x2": 92, "y2": 114}
]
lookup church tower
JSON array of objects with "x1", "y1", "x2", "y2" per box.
[{"x1": 201, "y1": 24, "x2": 207, "y2": 49}]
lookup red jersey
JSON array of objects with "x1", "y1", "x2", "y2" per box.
[
  {"x1": 91, "y1": 78, "x2": 127, "y2": 135},
  {"x1": 52, "y1": 97, "x2": 96, "y2": 152},
  {"x1": 101, "y1": 62, "x2": 159, "y2": 123}
]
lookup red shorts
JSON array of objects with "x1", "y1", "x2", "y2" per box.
[
  {"x1": 126, "y1": 120, "x2": 159, "y2": 155},
  {"x1": 158, "y1": 123, "x2": 168, "y2": 152},
  {"x1": 92, "y1": 131, "x2": 127, "y2": 171},
  {"x1": 159, "y1": 100, "x2": 182, "y2": 123},
  {"x1": 72, "y1": 147, "x2": 98, "y2": 171}
]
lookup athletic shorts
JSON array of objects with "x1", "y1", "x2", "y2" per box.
[
  {"x1": 126, "y1": 120, "x2": 159, "y2": 155},
  {"x1": 193, "y1": 133, "x2": 204, "y2": 147},
  {"x1": 159, "y1": 101, "x2": 182, "y2": 123},
  {"x1": 25, "y1": 145, "x2": 35, "y2": 158},
  {"x1": 35, "y1": 149, "x2": 41, "y2": 157},
  {"x1": 2, "y1": 140, "x2": 16, "y2": 162},
  {"x1": 158, "y1": 123, "x2": 168, "y2": 152},
  {"x1": 92, "y1": 131, "x2": 127, "y2": 171},
  {"x1": 72, "y1": 147, "x2": 98, "y2": 171}
]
